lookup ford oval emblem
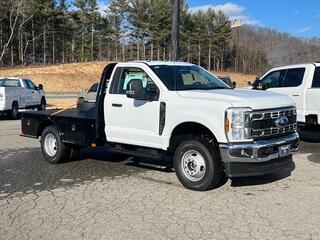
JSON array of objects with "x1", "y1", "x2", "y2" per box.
[{"x1": 275, "y1": 116, "x2": 289, "y2": 128}]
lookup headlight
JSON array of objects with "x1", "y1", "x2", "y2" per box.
[{"x1": 225, "y1": 107, "x2": 253, "y2": 142}]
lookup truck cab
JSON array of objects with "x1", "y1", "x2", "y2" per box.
[
  {"x1": 21, "y1": 62, "x2": 299, "y2": 191},
  {"x1": 251, "y1": 63, "x2": 320, "y2": 126}
]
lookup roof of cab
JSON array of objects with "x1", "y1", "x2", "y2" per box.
[
  {"x1": 124, "y1": 60, "x2": 194, "y2": 66},
  {"x1": 272, "y1": 62, "x2": 320, "y2": 69},
  {"x1": 0, "y1": 77, "x2": 21, "y2": 80}
]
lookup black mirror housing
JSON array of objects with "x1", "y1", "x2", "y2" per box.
[
  {"x1": 126, "y1": 79, "x2": 147, "y2": 100},
  {"x1": 38, "y1": 84, "x2": 43, "y2": 90}
]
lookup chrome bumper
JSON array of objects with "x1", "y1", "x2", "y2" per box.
[
  {"x1": 219, "y1": 133, "x2": 299, "y2": 163},
  {"x1": 219, "y1": 133, "x2": 299, "y2": 177}
]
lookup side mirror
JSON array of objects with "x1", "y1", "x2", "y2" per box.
[
  {"x1": 247, "y1": 81, "x2": 252, "y2": 86},
  {"x1": 232, "y1": 81, "x2": 236, "y2": 88},
  {"x1": 38, "y1": 84, "x2": 43, "y2": 90},
  {"x1": 126, "y1": 79, "x2": 147, "y2": 100}
]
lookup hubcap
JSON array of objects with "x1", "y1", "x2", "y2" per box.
[
  {"x1": 181, "y1": 150, "x2": 206, "y2": 181},
  {"x1": 44, "y1": 133, "x2": 57, "y2": 157}
]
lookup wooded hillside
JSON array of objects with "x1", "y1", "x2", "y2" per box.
[{"x1": 0, "y1": 0, "x2": 319, "y2": 75}]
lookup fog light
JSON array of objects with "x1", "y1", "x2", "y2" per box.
[{"x1": 229, "y1": 148, "x2": 253, "y2": 158}]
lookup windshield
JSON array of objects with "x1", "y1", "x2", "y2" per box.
[
  {"x1": 88, "y1": 83, "x2": 99, "y2": 92},
  {"x1": 150, "y1": 65, "x2": 230, "y2": 90}
]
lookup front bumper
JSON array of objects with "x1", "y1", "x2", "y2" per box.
[{"x1": 219, "y1": 133, "x2": 299, "y2": 177}]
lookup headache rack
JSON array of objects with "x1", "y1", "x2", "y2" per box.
[{"x1": 251, "y1": 107, "x2": 297, "y2": 140}]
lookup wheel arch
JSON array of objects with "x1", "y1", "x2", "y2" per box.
[
  {"x1": 12, "y1": 100, "x2": 19, "y2": 108},
  {"x1": 38, "y1": 119, "x2": 58, "y2": 138},
  {"x1": 168, "y1": 121, "x2": 218, "y2": 153}
]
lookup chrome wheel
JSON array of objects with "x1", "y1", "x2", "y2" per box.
[
  {"x1": 44, "y1": 133, "x2": 57, "y2": 157},
  {"x1": 181, "y1": 150, "x2": 206, "y2": 181}
]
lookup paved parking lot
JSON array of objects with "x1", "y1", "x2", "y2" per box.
[{"x1": 1, "y1": 120, "x2": 320, "y2": 240}]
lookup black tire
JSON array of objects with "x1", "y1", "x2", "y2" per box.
[
  {"x1": 174, "y1": 138, "x2": 222, "y2": 191},
  {"x1": 11, "y1": 102, "x2": 19, "y2": 119},
  {"x1": 38, "y1": 98, "x2": 46, "y2": 111},
  {"x1": 40, "y1": 126, "x2": 71, "y2": 163}
]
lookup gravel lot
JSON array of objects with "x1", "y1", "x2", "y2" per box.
[{"x1": 1, "y1": 119, "x2": 320, "y2": 240}]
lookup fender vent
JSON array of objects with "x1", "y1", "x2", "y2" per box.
[{"x1": 159, "y1": 102, "x2": 166, "y2": 135}]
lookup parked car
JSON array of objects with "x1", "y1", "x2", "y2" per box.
[
  {"x1": 20, "y1": 62, "x2": 299, "y2": 191},
  {"x1": 0, "y1": 77, "x2": 46, "y2": 118},
  {"x1": 218, "y1": 75, "x2": 236, "y2": 88},
  {"x1": 250, "y1": 63, "x2": 320, "y2": 128},
  {"x1": 77, "y1": 83, "x2": 100, "y2": 112},
  {"x1": 78, "y1": 83, "x2": 99, "y2": 103}
]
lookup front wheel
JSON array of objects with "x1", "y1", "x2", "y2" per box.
[
  {"x1": 41, "y1": 126, "x2": 71, "y2": 163},
  {"x1": 174, "y1": 139, "x2": 222, "y2": 191},
  {"x1": 38, "y1": 98, "x2": 46, "y2": 111}
]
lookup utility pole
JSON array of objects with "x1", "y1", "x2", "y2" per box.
[{"x1": 171, "y1": 0, "x2": 180, "y2": 61}]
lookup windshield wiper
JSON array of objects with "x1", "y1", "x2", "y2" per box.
[{"x1": 205, "y1": 86, "x2": 230, "y2": 90}]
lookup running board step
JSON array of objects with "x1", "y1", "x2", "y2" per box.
[{"x1": 108, "y1": 147, "x2": 165, "y2": 160}]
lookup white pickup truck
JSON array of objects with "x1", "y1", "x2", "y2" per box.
[
  {"x1": 0, "y1": 77, "x2": 46, "y2": 118},
  {"x1": 20, "y1": 62, "x2": 299, "y2": 191},
  {"x1": 250, "y1": 63, "x2": 320, "y2": 127}
]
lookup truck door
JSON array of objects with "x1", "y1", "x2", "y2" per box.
[
  {"x1": 22, "y1": 79, "x2": 34, "y2": 106},
  {"x1": 105, "y1": 66, "x2": 163, "y2": 149},
  {"x1": 27, "y1": 80, "x2": 41, "y2": 105},
  {"x1": 269, "y1": 68, "x2": 306, "y2": 122},
  {"x1": 305, "y1": 67, "x2": 320, "y2": 124}
]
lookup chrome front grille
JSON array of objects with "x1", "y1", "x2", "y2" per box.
[{"x1": 251, "y1": 107, "x2": 297, "y2": 139}]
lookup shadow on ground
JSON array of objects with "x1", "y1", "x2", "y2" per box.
[
  {"x1": 0, "y1": 147, "x2": 174, "y2": 197},
  {"x1": 0, "y1": 145, "x2": 299, "y2": 195},
  {"x1": 230, "y1": 162, "x2": 295, "y2": 187}
]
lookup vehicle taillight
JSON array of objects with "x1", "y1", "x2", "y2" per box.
[{"x1": 0, "y1": 94, "x2": 3, "y2": 99}]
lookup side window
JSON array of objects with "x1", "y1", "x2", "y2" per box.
[
  {"x1": 312, "y1": 67, "x2": 320, "y2": 88},
  {"x1": 23, "y1": 80, "x2": 30, "y2": 89},
  {"x1": 283, "y1": 68, "x2": 305, "y2": 87},
  {"x1": 27, "y1": 80, "x2": 36, "y2": 89},
  {"x1": 260, "y1": 70, "x2": 284, "y2": 88},
  {"x1": 109, "y1": 67, "x2": 123, "y2": 94},
  {"x1": 113, "y1": 67, "x2": 157, "y2": 95}
]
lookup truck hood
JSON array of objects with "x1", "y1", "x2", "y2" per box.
[{"x1": 177, "y1": 89, "x2": 295, "y2": 110}]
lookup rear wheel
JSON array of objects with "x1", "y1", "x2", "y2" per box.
[
  {"x1": 11, "y1": 102, "x2": 19, "y2": 119},
  {"x1": 41, "y1": 126, "x2": 71, "y2": 163},
  {"x1": 174, "y1": 138, "x2": 222, "y2": 191}
]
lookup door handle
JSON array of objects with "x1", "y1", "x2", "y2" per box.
[
  {"x1": 292, "y1": 94, "x2": 300, "y2": 97},
  {"x1": 112, "y1": 103, "x2": 122, "y2": 107}
]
